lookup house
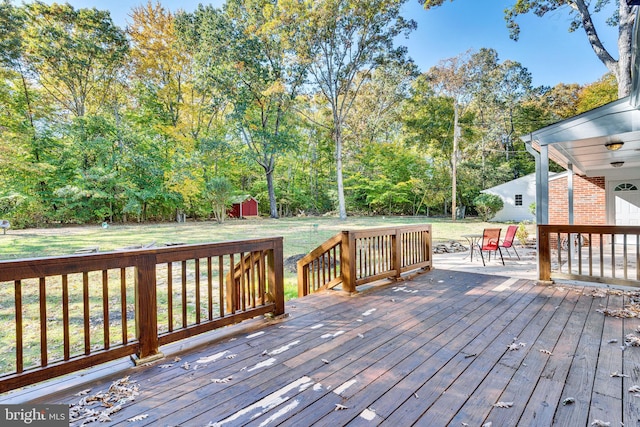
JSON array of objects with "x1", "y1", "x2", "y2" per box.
[
  {"x1": 228, "y1": 195, "x2": 259, "y2": 218},
  {"x1": 481, "y1": 173, "x2": 539, "y2": 222}
]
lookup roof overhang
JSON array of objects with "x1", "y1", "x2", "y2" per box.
[{"x1": 522, "y1": 98, "x2": 640, "y2": 177}]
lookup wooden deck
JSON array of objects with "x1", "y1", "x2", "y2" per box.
[{"x1": 22, "y1": 269, "x2": 640, "y2": 426}]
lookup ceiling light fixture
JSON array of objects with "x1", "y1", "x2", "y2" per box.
[
  {"x1": 605, "y1": 141, "x2": 624, "y2": 151},
  {"x1": 611, "y1": 161, "x2": 625, "y2": 168}
]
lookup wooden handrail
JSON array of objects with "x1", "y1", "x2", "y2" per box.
[
  {"x1": 0, "y1": 237, "x2": 285, "y2": 392},
  {"x1": 538, "y1": 224, "x2": 640, "y2": 287},
  {"x1": 297, "y1": 225, "x2": 432, "y2": 296}
]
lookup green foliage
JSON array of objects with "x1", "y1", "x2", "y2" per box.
[
  {"x1": 516, "y1": 221, "x2": 529, "y2": 246},
  {"x1": 207, "y1": 177, "x2": 234, "y2": 224},
  {"x1": 473, "y1": 193, "x2": 503, "y2": 221},
  {"x1": 529, "y1": 202, "x2": 536, "y2": 217}
]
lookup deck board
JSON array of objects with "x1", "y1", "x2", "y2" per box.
[{"x1": 10, "y1": 269, "x2": 640, "y2": 427}]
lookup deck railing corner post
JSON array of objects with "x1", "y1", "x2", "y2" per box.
[
  {"x1": 270, "y1": 237, "x2": 285, "y2": 316},
  {"x1": 341, "y1": 231, "x2": 356, "y2": 293},
  {"x1": 134, "y1": 254, "x2": 163, "y2": 363}
]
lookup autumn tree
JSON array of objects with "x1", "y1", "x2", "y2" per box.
[
  {"x1": 304, "y1": 0, "x2": 416, "y2": 219},
  {"x1": 176, "y1": 0, "x2": 309, "y2": 218},
  {"x1": 421, "y1": 0, "x2": 635, "y2": 98}
]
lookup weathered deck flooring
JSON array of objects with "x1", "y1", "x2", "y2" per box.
[{"x1": 29, "y1": 269, "x2": 640, "y2": 426}]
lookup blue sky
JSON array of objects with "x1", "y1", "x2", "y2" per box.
[{"x1": 48, "y1": 0, "x2": 619, "y2": 88}]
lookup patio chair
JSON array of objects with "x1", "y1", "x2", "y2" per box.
[
  {"x1": 499, "y1": 225, "x2": 520, "y2": 260},
  {"x1": 477, "y1": 228, "x2": 504, "y2": 266}
]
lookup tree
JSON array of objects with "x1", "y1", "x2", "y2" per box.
[
  {"x1": 421, "y1": 0, "x2": 635, "y2": 98},
  {"x1": 176, "y1": 1, "x2": 308, "y2": 219},
  {"x1": 473, "y1": 193, "x2": 503, "y2": 221},
  {"x1": 577, "y1": 72, "x2": 617, "y2": 113},
  {"x1": 304, "y1": 0, "x2": 416, "y2": 219},
  {"x1": 207, "y1": 176, "x2": 233, "y2": 224},
  {"x1": 424, "y1": 51, "x2": 474, "y2": 221},
  {"x1": 21, "y1": 2, "x2": 129, "y2": 117}
]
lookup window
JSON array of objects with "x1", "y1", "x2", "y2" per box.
[
  {"x1": 515, "y1": 194, "x2": 523, "y2": 206},
  {"x1": 615, "y1": 183, "x2": 638, "y2": 192}
]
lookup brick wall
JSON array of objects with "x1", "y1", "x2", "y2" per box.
[
  {"x1": 549, "y1": 175, "x2": 606, "y2": 225},
  {"x1": 548, "y1": 175, "x2": 606, "y2": 248}
]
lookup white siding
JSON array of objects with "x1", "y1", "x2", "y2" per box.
[{"x1": 481, "y1": 174, "x2": 537, "y2": 222}]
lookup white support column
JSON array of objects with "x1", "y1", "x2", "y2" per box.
[{"x1": 540, "y1": 144, "x2": 549, "y2": 225}]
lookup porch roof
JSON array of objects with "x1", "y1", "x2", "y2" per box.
[{"x1": 522, "y1": 99, "x2": 640, "y2": 177}]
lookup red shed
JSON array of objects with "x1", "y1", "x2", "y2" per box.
[{"x1": 228, "y1": 195, "x2": 259, "y2": 218}]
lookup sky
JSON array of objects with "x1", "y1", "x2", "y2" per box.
[{"x1": 38, "y1": 0, "x2": 619, "y2": 88}]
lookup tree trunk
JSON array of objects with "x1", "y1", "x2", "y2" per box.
[
  {"x1": 451, "y1": 102, "x2": 460, "y2": 221},
  {"x1": 266, "y1": 169, "x2": 278, "y2": 219},
  {"x1": 335, "y1": 126, "x2": 347, "y2": 220}
]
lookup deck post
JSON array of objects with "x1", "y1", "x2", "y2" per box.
[
  {"x1": 392, "y1": 229, "x2": 402, "y2": 280},
  {"x1": 133, "y1": 254, "x2": 163, "y2": 364},
  {"x1": 341, "y1": 231, "x2": 357, "y2": 293},
  {"x1": 270, "y1": 237, "x2": 286, "y2": 316},
  {"x1": 537, "y1": 225, "x2": 553, "y2": 284}
]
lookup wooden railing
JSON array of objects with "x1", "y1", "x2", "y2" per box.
[
  {"x1": 0, "y1": 237, "x2": 284, "y2": 392},
  {"x1": 297, "y1": 225, "x2": 432, "y2": 296},
  {"x1": 538, "y1": 225, "x2": 640, "y2": 287}
]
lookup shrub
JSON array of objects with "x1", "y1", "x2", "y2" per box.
[
  {"x1": 473, "y1": 193, "x2": 503, "y2": 221},
  {"x1": 516, "y1": 222, "x2": 529, "y2": 247}
]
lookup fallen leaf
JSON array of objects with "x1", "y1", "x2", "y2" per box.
[
  {"x1": 562, "y1": 397, "x2": 575, "y2": 405},
  {"x1": 539, "y1": 349, "x2": 553, "y2": 355},
  {"x1": 358, "y1": 333, "x2": 365, "y2": 338},
  {"x1": 591, "y1": 420, "x2": 610, "y2": 426},
  {"x1": 321, "y1": 359, "x2": 330, "y2": 364},
  {"x1": 226, "y1": 354, "x2": 237, "y2": 359},
  {"x1": 173, "y1": 356, "x2": 181, "y2": 362},
  {"x1": 334, "y1": 404, "x2": 348, "y2": 411},
  {"x1": 158, "y1": 364, "x2": 173, "y2": 369},
  {"x1": 127, "y1": 414, "x2": 149, "y2": 422},
  {"x1": 611, "y1": 372, "x2": 629, "y2": 378},
  {"x1": 482, "y1": 422, "x2": 492, "y2": 427},
  {"x1": 182, "y1": 361, "x2": 190, "y2": 370},
  {"x1": 625, "y1": 334, "x2": 640, "y2": 346},
  {"x1": 74, "y1": 389, "x2": 91, "y2": 396},
  {"x1": 211, "y1": 377, "x2": 232, "y2": 383},
  {"x1": 629, "y1": 385, "x2": 640, "y2": 393},
  {"x1": 493, "y1": 401, "x2": 514, "y2": 408},
  {"x1": 608, "y1": 339, "x2": 618, "y2": 344},
  {"x1": 507, "y1": 343, "x2": 520, "y2": 351}
]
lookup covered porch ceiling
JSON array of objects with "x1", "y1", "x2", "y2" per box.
[{"x1": 524, "y1": 97, "x2": 640, "y2": 178}]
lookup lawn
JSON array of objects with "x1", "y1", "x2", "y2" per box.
[{"x1": 0, "y1": 215, "x2": 525, "y2": 297}]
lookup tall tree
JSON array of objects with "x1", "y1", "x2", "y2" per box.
[
  {"x1": 421, "y1": 0, "x2": 635, "y2": 98},
  {"x1": 304, "y1": 0, "x2": 416, "y2": 219},
  {"x1": 21, "y1": 2, "x2": 129, "y2": 117},
  {"x1": 176, "y1": 0, "x2": 309, "y2": 218},
  {"x1": 425, "y1": 51, "x2": 474, "y2": 221}
]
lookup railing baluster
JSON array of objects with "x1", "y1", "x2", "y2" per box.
[
  {"x1": 208, "y1": 257, "x2": 213, "y2": 321},
  {"x1": 556, "y1": 233, "x2": 562, "y2": 273},
  {"x1": 637, "y1": 235, "x2": 640, "y2": 281},
  {"x1": 577, "y1": 234, "x2": 582, "y2": 275},
  {"x1": 62, "y1": 275, "x2": 70, "y2": 360},
  {"x1": 83, "y1": 272, "x2": 90, "y2": 356},
  {"x1": 120, "y1": 268, "x2": 128, "y2": 345},
  {"x1": 219, "y1": 256, "x2": 225, "y2": 317},
  {"x1": 600, "y1": 234, "x2": 604, "y2": 277},
  {"x1": 39, "y1": 278, "x2": 47, "y2": 366},
  {"x1": 167, "y1": 262, "x2": 173, "y2": 332},
  {"x1": 611, "y1": 234, "x2": 616, "y2": 279},
  {"x1": 588, "y1": 234, "x2": 593, "y2": 277},
  {"x1": 102, "y1": 270, "x2": 110, "y2": 350},
  {"x1": 195, "y1": 259, "x2": 201, "y2": 324},
  {"x1": 624, "y1": 234, "x2": 629, "y2": 280},
  {"x1": 181, "y1": 260, "x2": 187, "y2": 327},
  {"x1": 15, "y1": 280, "x2": 23, "y2": 373}
]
